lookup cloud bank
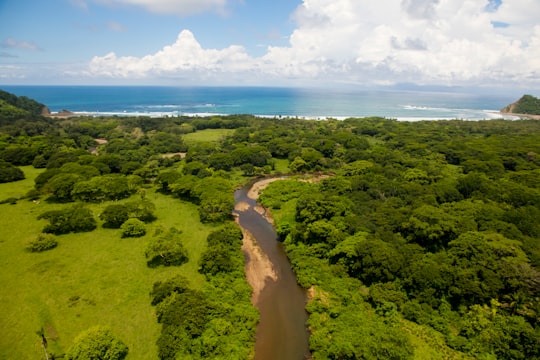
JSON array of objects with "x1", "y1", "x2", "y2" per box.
[{"x1": 87, "y1": 0, "x2": 540, "y2": 87}]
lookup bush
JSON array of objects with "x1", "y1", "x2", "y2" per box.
[
  {"x1": 120, "y1": 218, "x2": 146, "y2": 238},
  {"x1": 26, "y1": 233, "x2": 58, "y2": 252},
  {"x1": 65, "y1": 326, "x2": 128, "y2": 360}
]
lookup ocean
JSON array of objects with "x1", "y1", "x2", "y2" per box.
[{"x1": 1, "y1": 85, "x2": 521, "y2": 120}]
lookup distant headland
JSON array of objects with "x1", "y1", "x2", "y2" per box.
[{"x1": 501, "y1": 94, "x2": 540, "y2": 119}]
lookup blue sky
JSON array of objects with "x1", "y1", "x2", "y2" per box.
[
  {"x1": 1, "y1": 0, "x2": 539, "y2": 90},
  {"x1": 0, "y1": 0, "x2": 298, "y2": 61}
]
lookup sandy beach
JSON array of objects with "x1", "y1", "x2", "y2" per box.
[{"x1": 501, "y1": 112, "x2": 540, "y2": 120}]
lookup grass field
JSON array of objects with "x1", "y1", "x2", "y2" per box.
[
  {"x1": 0, "y1": 167, "x2": 217, "y2": 359},
  {"x1": 182, "y1": 128, "x2": 236, "y2": 145}
]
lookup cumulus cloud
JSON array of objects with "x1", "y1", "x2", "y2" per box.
[
  {"x1": 95, "y1": 0, "x2": 227, "y2": 16},
  {"x1": 86, "y1": 0, "x2": 540, "y2": 87},
  {"x1": 89, "y1": 30, "x2": 253, "y2": 80}
]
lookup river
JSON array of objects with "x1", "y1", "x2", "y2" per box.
[{"x1": 234, "y1": 184, "x2": 311, "y2": 360}]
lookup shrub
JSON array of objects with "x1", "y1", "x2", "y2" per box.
[
  {"x1": 65, "y1": 326, "x2": 128, "y2": 360},
  {"x1": 26, "y1": 233, "x2": 58, "y2": 252},
  {"x1": 120, "y1": 218, "x2": 146, "y2": 238}
]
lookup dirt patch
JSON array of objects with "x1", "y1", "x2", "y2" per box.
[
  {"x1": 235, "y1": 201, "x2": 251, "y2": 212},
  {"x1": 160, "y1": 152, "x2": 186, "y2": 159}
]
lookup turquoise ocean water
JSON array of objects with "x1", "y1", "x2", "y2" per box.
[{"x1": 1, "y1": 86, "x2": 520, "y2": 120}]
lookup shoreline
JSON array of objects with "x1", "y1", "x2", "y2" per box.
[
  {"x1": 499, "y1": 112, "x2": 540, "y2": 120},
  {"x1": 43, "y1": 109, "x2": 526, "y2": 121}
]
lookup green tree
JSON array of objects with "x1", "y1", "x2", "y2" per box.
[
  {"x1": 125, "y1": 199, "x2": 156, "y2": 223},
  {"x1": 39, "y1": 206, "x2": 97, "y2": 234},
  {"x1": 447, "y1": 231, "x2": 535, "y2": 307},
  {"x1": 43, "y1": 173, "x2": 80, "y2": 202},
  {"x1": 120, "y1": 218, "x2": 146, "y2": 238},
  {"x1": 100, "y1": 204, "x2": 129, "y2": 228},
  {"x1": 199, "y1": 194, "x2": 234, "y2": 223},
  {"x1": 401, "y1": 204, "x2": 461, "y2": 250},
  {"x1": 145, "y1": 228, "x2": 189, "y2": 267},
  {"x1": 0, "y1": 160, "x2": 25, "y2": 183},
  {"x1": 65, "y1": 326, "x2": 128, "y2": 360},
  {"x1": 150, "y1": 275, "x2": 191, "y2": 306}
]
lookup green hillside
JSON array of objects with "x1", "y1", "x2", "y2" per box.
[{"x1": 501, "y1": 94, "x2": 540, "y2": 115}]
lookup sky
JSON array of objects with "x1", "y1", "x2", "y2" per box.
[{"x1": 0, "y1": 0, "x2": 539, "y2": 90}]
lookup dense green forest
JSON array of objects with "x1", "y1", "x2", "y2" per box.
[{"x1": 1, "y1": 89, "x2": 539, "y2": 359}]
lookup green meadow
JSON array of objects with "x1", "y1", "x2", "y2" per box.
[
  {"x1": 0, "y1": 167, "x2": 216, "y2": 359},
  {"x1": 182, "y1": 128, "x2": 235, "y2": 145}
]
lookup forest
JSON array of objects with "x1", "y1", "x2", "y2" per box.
[{"x1": 0, "y1": 89, "x2": 539, "y2": 359}]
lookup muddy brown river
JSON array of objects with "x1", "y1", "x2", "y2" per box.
[{"x1": 234, "y1": 185, "x2": 311, "y2": 360}]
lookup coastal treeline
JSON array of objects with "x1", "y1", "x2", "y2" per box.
[{"x1": 1, "y1": 88, "x2": 540, "y2": 359}]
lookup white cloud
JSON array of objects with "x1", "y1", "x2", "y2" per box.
[
  {"x1": 95, "y1": 0, "x2": 227, "y2": 16},
  {"x1": 89, "y1": 30, "x2": 253, "y2": 80},
  {"x1": 85, "y1": 0, "x2": 540, "y2": 87}
]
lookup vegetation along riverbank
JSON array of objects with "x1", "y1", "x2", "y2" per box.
[{"x1": 1, "y1": 89, "x2": 539, "y2": 359}]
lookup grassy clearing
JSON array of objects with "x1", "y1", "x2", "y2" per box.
[
  {"x1": 273, "y1": 158, "x2": 290, "y2": 174},
  {"x1": 0, "y1": 169, "x2": 216, "y2": 359},
  {"x1": 182, "y1": 128, "x2": 235, "y2": 145},
  {"x1": 0, "y1": 165, "x2": 42, "y2": 200}
]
